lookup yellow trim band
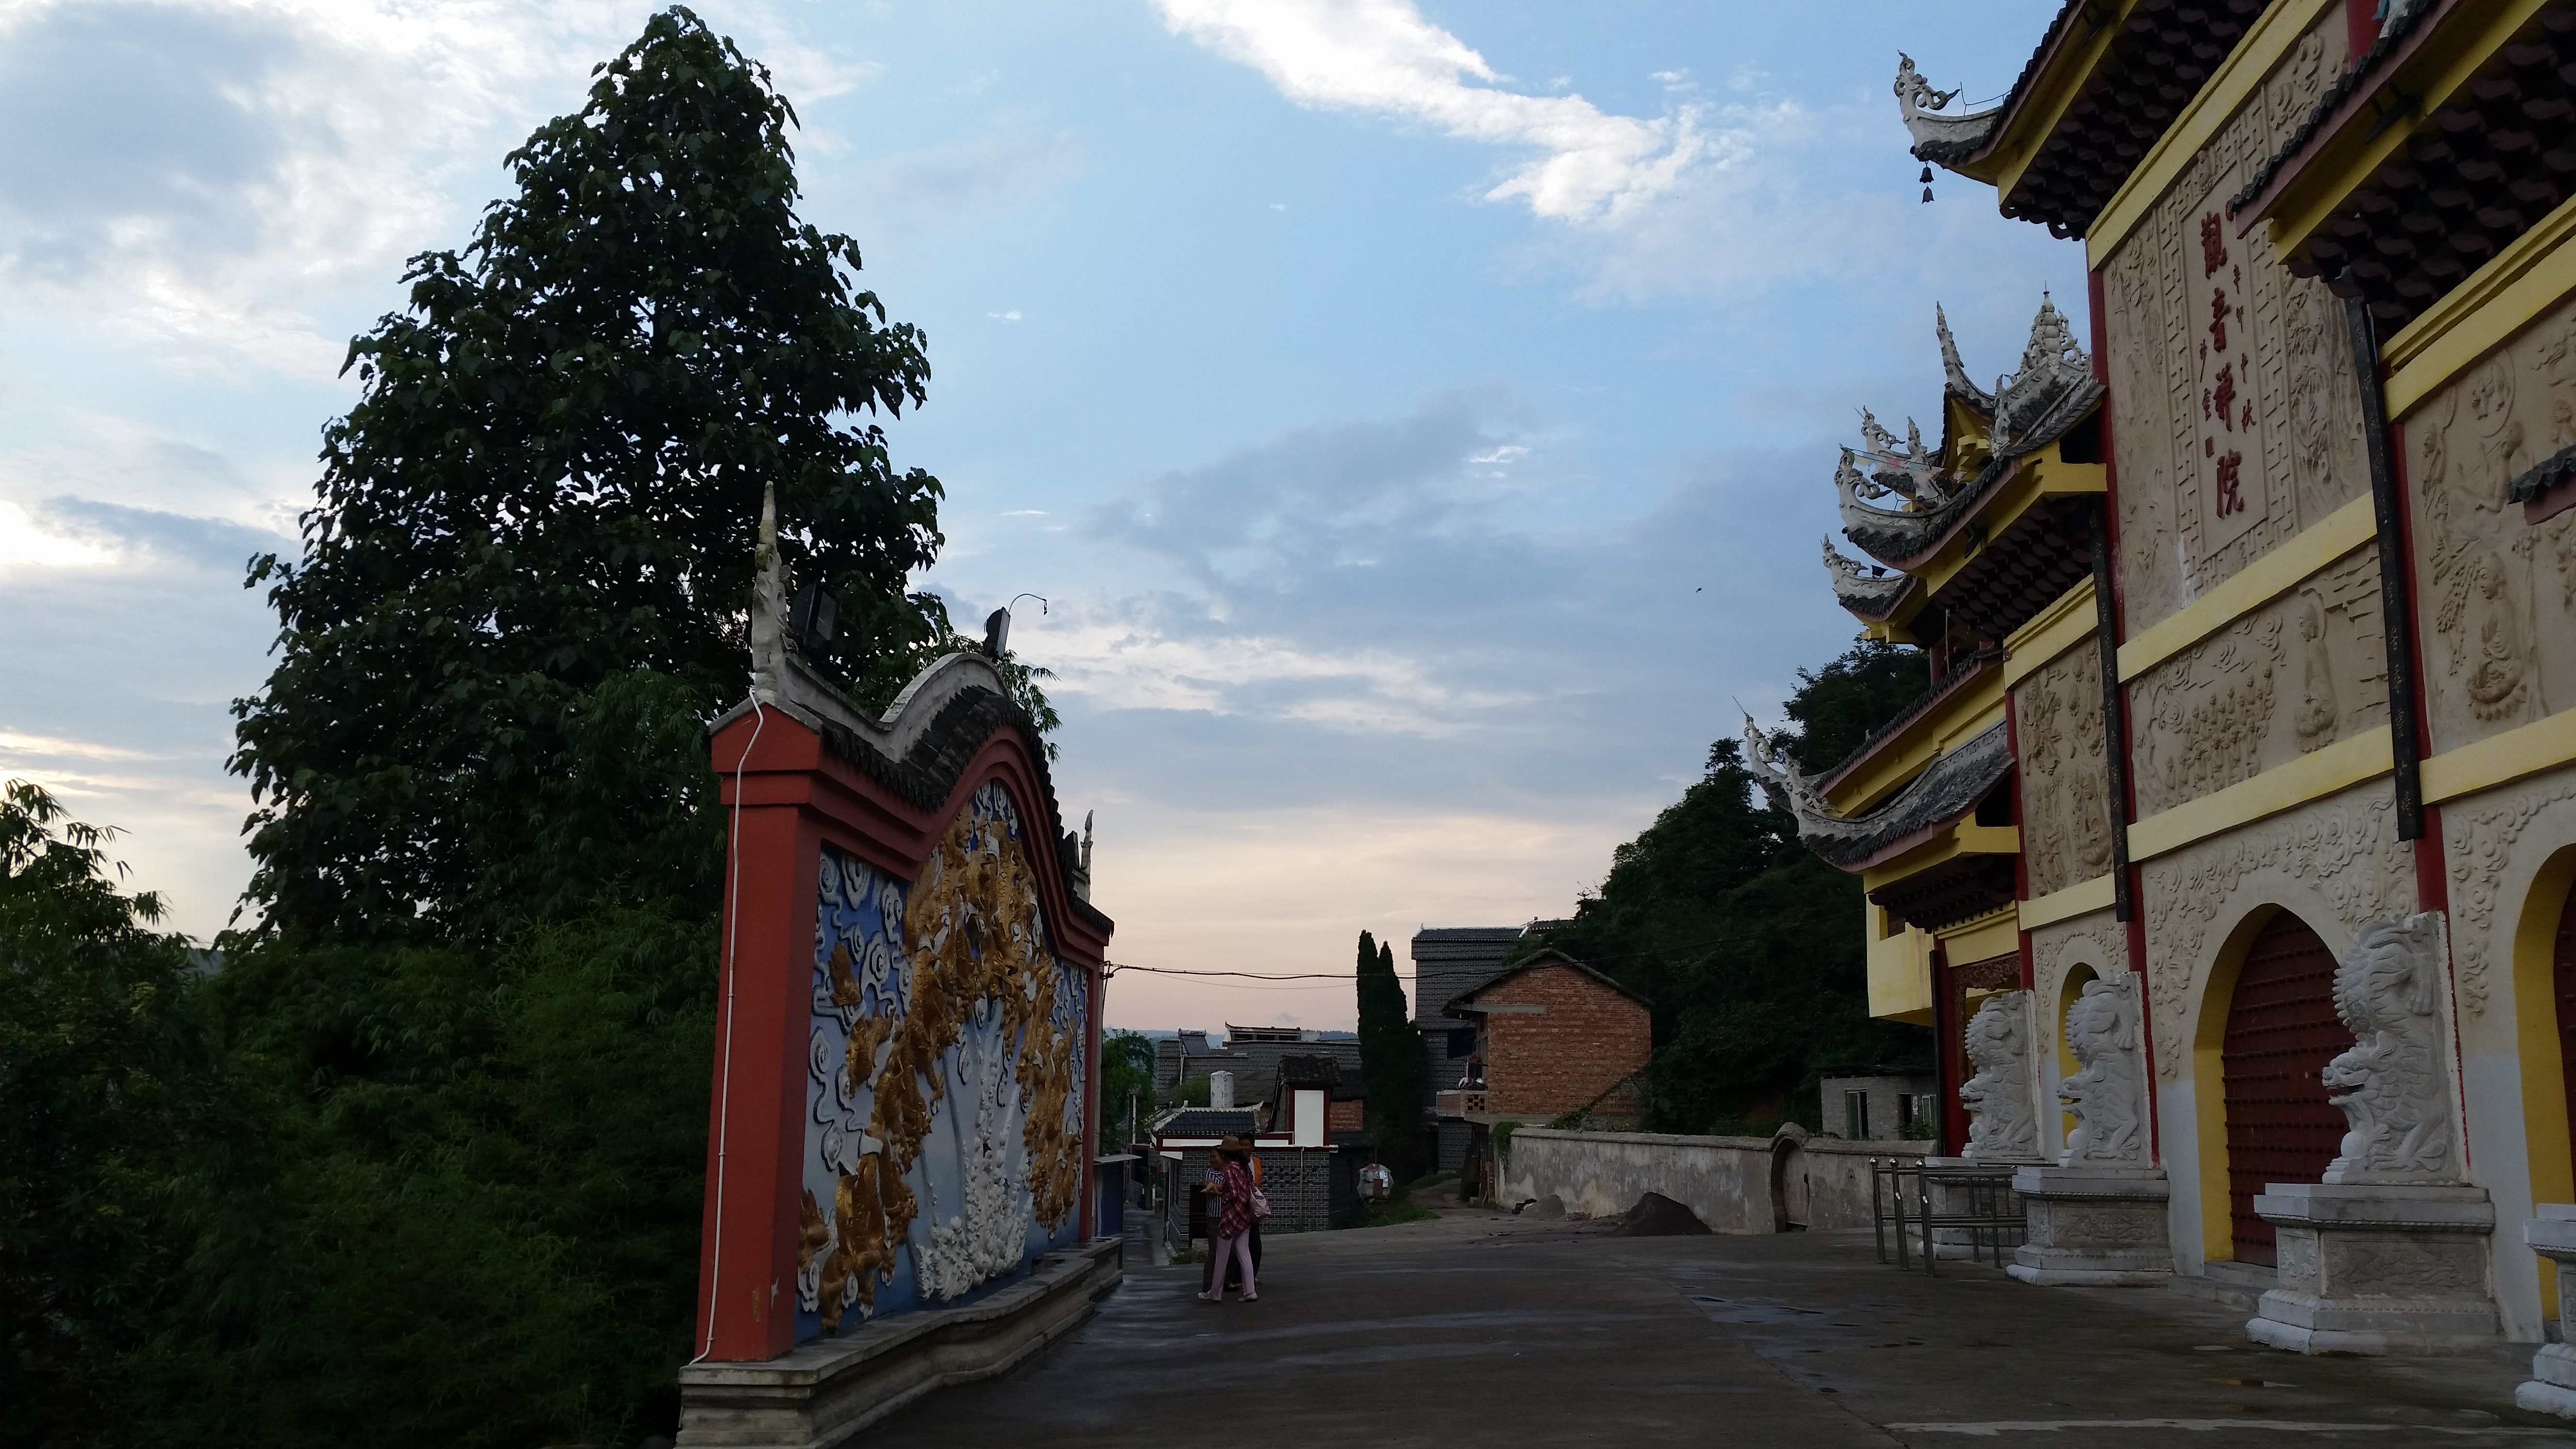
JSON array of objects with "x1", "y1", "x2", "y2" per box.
[
  {"x1": 2085, "y1": 0, "x2": 2338, "y2": 267},
  {"x1": 2005, "y1": 579, "x2": 2100, "y2": 688},
  {"x1": 2128, "y1": 725, "x2": 2392, "y2": 861},
  {"x1": 1939, "y1": 911, "x2": 2022, "y2": 971},
  {"x1": 2116, "y1": 495, "x2": 2377, "y2": 683},
  {"x1": 2422, "y1": 709, "x2": 2576, "y2": 805},
  {"x1": 2020, "y1": 872, "x2": 2116, "y2": 932},
  {"x1": 2384, "y1": 188, "x2": 2576, "y2": 419}
]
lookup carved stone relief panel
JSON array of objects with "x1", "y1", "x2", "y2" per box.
[
  {"x1": 2401, "y1": 293, "x2": 2576, "y2": 756},
  {"x1": 2128, "y1": 543, "x2": 2385, "y2": 820},
  {"x1": 2106, "y1": 11, "x2": 2361, "y2": 633},
  {"x1": 2015, "y1": 644, "x2": 2115, "y2": 899},
  {"x1": 2443, "y1": 770, "x2": 2576, "y2": 1019},
  {"x1": 2138, "y1": 785, "x2": 2415, "y2": 1080}
]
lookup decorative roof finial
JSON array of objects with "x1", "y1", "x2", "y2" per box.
[
  {"x1": 1895, "y1": 53, "x2": 2002, "y2": 161},
  {"x1": 1934, "y1": 303, "x2": 1995, "y2": 412},
  {"x1": 749, "y1": 482, "x2": 791, "y2": 705}
]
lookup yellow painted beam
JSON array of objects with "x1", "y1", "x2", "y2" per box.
[
  {"x1": 2085, "y1": 0, "x2": 2338, "y2": 267},
  {"x1": 2020, "y1": 872, "x2": 2116, "y2": 932},
  {"x1": 1955, "y1": 1, "x2": 2143, "y2": 195},
  {"x1": 2005, "y1": 578, "x2": 2101, "y2": 688},
  {"x1": 2384, "y1": 190, "x2": 2576, "y2": 419},
  {"x1": 2262, "y1": 0, "x2": 2557, "y2": 268},
  {"x1": 1912, "y1": 454, "x2": 2106, "y2": 606},
  {"x1": 1867, "y1": 902, "x2": 1935, "y2": 1025},
  {"x1": 1861, "y1": 822, "x2": 2023, "y2": 894},
  {"x1": 2128, "y1": 726, "x2": 2393, "y2": 861},
  {"x1": 1940, "y1": 910, "x2": 2022, "y2": 970},
  {"x1": 2421, "y1": 708, "x2": 2576, "y2": 805},
  {"x1": 1825, "y1": 687, "x2": 2009, "y2": 817},
  {"x1": 2115, "y1": 495, "x2": 2377, "y2": 682}
]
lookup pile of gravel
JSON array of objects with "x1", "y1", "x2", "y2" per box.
[{"x1": 1609, "y1": 1191, "x2": 1712, "y2": 1237}]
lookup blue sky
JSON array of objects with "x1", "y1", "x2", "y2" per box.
[{"x1": 0, "y1": 0, "x2": 2079, "y2": 1030}]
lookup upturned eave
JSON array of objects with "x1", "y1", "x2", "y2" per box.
[{"x1": 1821, "y1": 664, "x2": 2008, "y2": 819}]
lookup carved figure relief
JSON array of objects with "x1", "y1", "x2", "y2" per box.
[
  {"x1": 797, "y1": 782, "x2": 1088, "y2": 1337},
  {"x1": 2140, "y1": 788, "x2": 2416, "y2": 1078},
  {"x1": 2129, "y1": 546, "x2": 2383, "y2": 819},
  {"x1": 2016, "y1": 645, "x2": 2114, "y2": 899},
  {"x1": 2060, "y1": 975, "x2": 2150, "y2": 1167},
  {"x1": 2103, "y1": 7, "x2": 2359, "y2": 633},
  {"x1": 2320, "y1": 913, "x2": 2462, "y2": 1184},
  {"x1": 2406, "y1": 305, "x2": 2576, "y2": 753},
  {"x1": 1961, "y1": 990, "x2": 2042, "y2": 1162}
]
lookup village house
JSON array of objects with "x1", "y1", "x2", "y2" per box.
[
  {"x1": 1434, "y1": 950, "x2": 1651, "y2": 1201},
  {"x1": 1739, "y1": 0, "x2": 2576, "y2": 1397}
]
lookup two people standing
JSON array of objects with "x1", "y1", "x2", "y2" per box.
[{"x1": 1198, "y1": 1135, "x2": 1261, "y2": 1303}]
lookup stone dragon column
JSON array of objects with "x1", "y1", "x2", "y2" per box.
[
  {"x1": 2008, "y1": 974, "x2": 2173, "y2": 1286},
  {"x1": 2247, "y1": 913, "x2": 2499, "y2": 1354}
]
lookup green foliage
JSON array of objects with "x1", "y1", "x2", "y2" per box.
[
  {"x1": 147, "y1": 902, "x2": 718, "y2": 1449},
  {"x1": 1353, "y1": 931, "x2": 1423, "y2": 1175},
  {"x1": 229, "y1": 5, "x2": 959, "y2": 946},
  {"x1": 1099, "y1": 1030, "x2": 1155, "y2": 1144},
  {"x1": 1173, "y1": 1072, "x2": 1213, "y2": 1108},
  {"x1": 0, "y1": 782, "x2": 225, "y2": 1449},
  {"x1": 1543, "y1": 638, "x2": 1934, "y2": 1135}
]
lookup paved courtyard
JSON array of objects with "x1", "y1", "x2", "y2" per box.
[{"x1": 869, "y1": 1204, "x2": 2576, "y2": 1448}]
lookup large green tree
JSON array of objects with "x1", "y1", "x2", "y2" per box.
[
  {"x1": 1537, "y1": 638, "x2": 1932, "y2": 1132},
  {"x1": 1354, "y1": 931, "x2": 1423, "y2": 1174},
  {"x1": 0, "y1": 782, "x2": 227, "y2": 1449},
  {"x1": 230, "y1": 5, "x2": 953, "y2": 944}
]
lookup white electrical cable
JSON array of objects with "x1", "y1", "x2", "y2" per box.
[{"x1": 692, "y1": 698, "x2": 766, "y2": 1365}]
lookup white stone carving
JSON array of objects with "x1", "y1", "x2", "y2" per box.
[
  {"x1": 2140, "y1": 787, "x2": 2415, "y2": 1078},
  {"x1": 916, "y1": 1003, "x2": 1036, "y2": 1303},
  {"x1": 2060, "y1": 976, "x2": 2149, "y2": 1167},
  {"x1": 749, "y1": 482, "x2": 791, "y2": 706},
  {"x1": 2322, "y1": 913, "x2": 2463, "y2": 1185},
  {"x1": 2445, "y1": 776, "x2": 2576, "y2": 1017},
  {"x1": 1961, "y1": 991, "x2": 2041, "y2": 1162}
]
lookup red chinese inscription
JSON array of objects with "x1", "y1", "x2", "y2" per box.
[
  {"x1": 2209, "y1": 287, "x2": 2230, "y2": 353},
  {"x1": 2212, "y1": 364, "x2": 2236, "y2": 432},
  {"x1": 2201, "y1": 212, "x2": 2227, "y2": 277},
  {"x1": 2214, "y1": 450, "x2": 2246, "y2": 516}
]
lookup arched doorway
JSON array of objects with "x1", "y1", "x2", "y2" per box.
[
  {"x1": 2057, "y1": 963, "x2": 2099, "y2": 1147},
  {"x1": 2220, "y1": 911, "x2": 2350, "y2": 1267},
  {"x1": 2554, "y1": 876, "x2": 2576, "y2": 1151}
]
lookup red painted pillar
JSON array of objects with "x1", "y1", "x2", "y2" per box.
[{"x1": 695, "y1": 708, "x2": 826, "y2": 1363}]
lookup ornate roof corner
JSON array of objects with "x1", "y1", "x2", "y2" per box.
[
  {"x1": 1935, "y1": 304, "x2": 1996, "y2": 414},
  {"x1": 1992, "y1": 292, "x2": 2102, "y2": 452},
  {"x1": 1750, "y1": 716, "x2": 2013, "y2": 873},
  {"x1": 1822, "y1": 536, "x2": 1913, "y2": 618},
  {"x1": 1896, "y1": 52, "x2": 2000, "y2": 163}
]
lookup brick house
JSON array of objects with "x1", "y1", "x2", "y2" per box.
[{"x1": 1442, "y1": 949, "x2": 1650, "y2": 1124}]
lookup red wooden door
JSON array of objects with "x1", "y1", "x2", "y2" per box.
[
  {"x1": 2221, "y1": 912, "x2": 2351, "y2": 1267},
  {"x1": 2554, "y1": 877, "x2": 2576, "y2": 1148}
]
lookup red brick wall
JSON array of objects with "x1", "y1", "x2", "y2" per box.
[{"x1": 1478, "y1": 966, "x2": 1651, "y2": 1119}]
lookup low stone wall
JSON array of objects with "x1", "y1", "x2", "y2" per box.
[{"x1": 1501, "y1": 1128, "x2": 1935, "y2": 1234}]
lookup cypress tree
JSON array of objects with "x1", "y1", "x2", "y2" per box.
[{"x1": 1354, "y1": 930, "x2": 1424, "y2": 1176}]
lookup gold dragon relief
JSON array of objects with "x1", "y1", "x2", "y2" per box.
[
  {"x1": 798, "y1": 782, "x2": 1090, "y2": 1336},
  {"x1": 2406, "y1": 299, "x2": 2576, "y2": 755}
]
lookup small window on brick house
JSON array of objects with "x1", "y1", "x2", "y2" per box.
[
  {"x1": 1844, "y1": 1089, "x2": 1868, "y2": 1140},
  {"x1": 1446, "y1": 1028, "x2": 1477, "y2": 1058}
]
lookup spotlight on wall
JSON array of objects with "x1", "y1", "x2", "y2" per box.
[{"x1": 789, "y1": 582, "x2": 837, "y2": 659}]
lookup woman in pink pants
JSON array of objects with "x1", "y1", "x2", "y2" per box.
[{"x1": 1198, "y1": 1139, "x2": 1258, "y2": 1303}]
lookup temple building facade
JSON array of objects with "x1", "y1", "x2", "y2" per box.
[{"x1": 1755, "y1": 0, "x2": 2576, "y2": 1384}]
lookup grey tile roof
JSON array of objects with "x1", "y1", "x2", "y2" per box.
[{"x1": 1411, "y1": 926, "x2": 1525, "y2": 1027}]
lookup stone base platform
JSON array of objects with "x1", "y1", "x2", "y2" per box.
[
  {"x1": 2516, "y1": 1205, "x2": 2576, "y2": 1415},
  {"x1": 2245, "y1": 1183, "x2": 2498, "y2": 1356},
  {"x1": 2007, "y1": 1165, "x2": 2171, "y2": 1286},
  {"x1": 677, "y1": 1237, "x2": 1124, "y2": 1449}
]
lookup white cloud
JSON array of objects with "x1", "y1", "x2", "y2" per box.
[
  {"x1": 0, "y1": 501, "x2": 114, "y2": 570},
  {"x1": 1150, "y1": 0, "x2": 1723, "y2": 222}
]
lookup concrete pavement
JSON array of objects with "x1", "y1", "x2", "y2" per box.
[{"x1": 866, "y1": 1205, "x2": 2576, "y2": 1447}]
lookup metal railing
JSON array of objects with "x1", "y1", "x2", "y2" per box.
[{"x1": 1870, "y1": 1158, "x2": 2025, "y2": 1273}]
